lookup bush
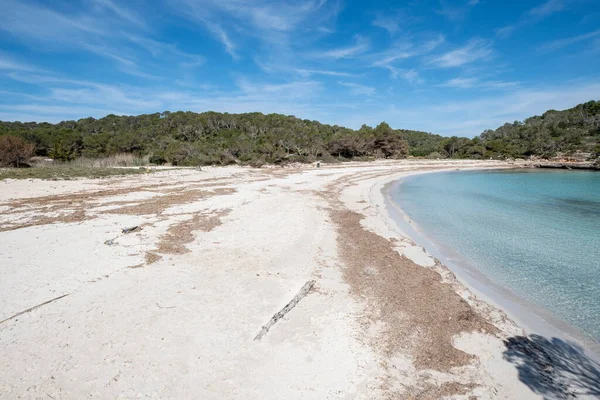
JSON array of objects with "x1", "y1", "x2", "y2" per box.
[
  {"x1": 248, "y1": 158, "x2": 266, "y2": 168},
  {"x1": 0, "y1": 135, "x2": 35, "y2": 167},
  {"x1": 426, "y1": 152, "x2": 444, "y2": 159},
  {"x1": 149, "y1": 153, "x2": 167, "y2": 165}
]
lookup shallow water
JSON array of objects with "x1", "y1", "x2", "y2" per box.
[{"x1": 391, "y1": 169, "x2": 600, "y2": 344}]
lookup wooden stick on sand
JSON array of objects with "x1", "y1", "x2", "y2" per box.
[{"x1": 254, "y1": 280, "x2": 316, "y2": 341}]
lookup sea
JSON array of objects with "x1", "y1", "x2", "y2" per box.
[{"x1": 389, "y1": 168, "x2": 600, "y2": 350}]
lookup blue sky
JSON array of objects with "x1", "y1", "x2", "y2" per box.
[{"x1": 0, "y1": 0, "x2": 599, "y2": 137}]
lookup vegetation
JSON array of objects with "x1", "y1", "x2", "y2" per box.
[
  {"x1": 0, "y1": 166, "x2": 151, "y2": 181},
  {"x1": 0, "y1": 135, "x2": 35, "y2": 167},
  {"x1": 0, "y1": 113, "x2": 410, "y2": 166},
  {"x1": 0, "y1": 100, "x2": 598, "y2": 166}
]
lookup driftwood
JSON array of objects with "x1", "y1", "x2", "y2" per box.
[
  {"x1": 0, "y1": 294, "x2": 70, "y2": 325},
  {"x1": 254, "y1": 280, "x2": 316, "y2": 341},
  {"x1": 105, "y1": 226, "x2": 141, "y2": 245},
  {"x1": 156, "y1": 302, "x2": 176, "y2": 309},
  {"x1": 122, "y1": 226, "x2": 140, "y2": 234}
]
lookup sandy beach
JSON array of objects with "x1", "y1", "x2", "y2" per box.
[{"x1": 1, "y1": 159, "x2": 597, "y2": 399}]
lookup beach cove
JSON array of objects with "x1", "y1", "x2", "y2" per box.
[{"x1": 1, "y1": 160, "x2": 599, "y2": 399}]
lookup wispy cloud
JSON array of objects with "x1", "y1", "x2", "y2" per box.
[
  {"x1": 170, "y1": 0, "x2": 239, "y2": 59},
  {"x1": 439, "y1": 77, "x2": 519, "y2": 89},
  {"x1": 495, "y1": 25, "x2": 515, "y2": 38},
  {"x1": 93, "y1": 0, "x2": 145, "y2": 26},
  {"x1": 124, "y1": 34, "x2": 204, "y2": 64},
  {"x1": 439, "y1": 77, "x2": 479, "y2": 88},
  {"x1": 429, "y1": 39, "x2": 492, "y2": 68},
  {"x1": 172, "y1": 0, "x2": 341, "y2": 59},
  {"x1": 82, "y1": 44, "x2": 137, "y2": 67},
  {"x1": 397, "y1": 69, "x2": 423, "y2": 84},
  {"x1": 541, "y1": 29, "x2": 600, "y2": 52},
  {"x1": 371, "y1": 35, "x2": 444, "y2": 79},
  {"x1": 435, "y1": 0, "x2": 480, "y2": 22},
  {"x1": 338, "y1": 82, "x2": 376, "y2": 96},
  {"x1": 0, "y1": 0, "x2": 104, "y2": 43},
  {"x1": 322, "y1": 36, "x2": 369, "y2": 59},
  {"x1": 0, "y1": 53, "x2": 40, "y2": 72},
  {"x1": 236, "y1": 78, "x2": 322, "y2": 100},
  {"x1": 209, "y1": 21, "x2": 238, "y2": 59},
  {"x1": 372, "y1": 15, "x2": 400, "y2": 34},
  {"x1": 295, "y1": 68, "x2": 357, "y2": 77},
  {"x1": 497, "y1": 0, "x2": 568, "y2": 38},
  {"x1": 0, "y1": 0, "x2": 174, "y2": 76},
  {"x1": 528, "y1": 0, "x2": 566, "y2": 17}
]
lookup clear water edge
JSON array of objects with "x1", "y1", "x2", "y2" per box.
[{"x1": 384, "y1": 169, "x2": 600, "y2": 361}]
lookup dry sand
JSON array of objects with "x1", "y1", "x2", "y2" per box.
[{"x1": 0, "y1": 160, "x2": 590, "y2": 399}]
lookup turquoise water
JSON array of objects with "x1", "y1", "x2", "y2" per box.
[{"x1": 391, "y1": 169, "x2": 600, "y2": 344}]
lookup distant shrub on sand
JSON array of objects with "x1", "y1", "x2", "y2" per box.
[
  {"x1": 0, "y1": 135, "x2": 35, "y2": 167},
  {"x1": 426, "y1": 152, "x2": 444, "y2": 159}
]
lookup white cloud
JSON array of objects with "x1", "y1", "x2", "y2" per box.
[
  {"x1": 124, "y1": 34, "x2": 204, "y2": 62},
  {"x1": 209, "y1": 22, "x2": 238, "y2": 59},
  {"x1": 236, "y1": 79, "x2": 322, "y2": 100},
  {"x1": 528, "y1": 0, "x2": 566, "y2": 17},
  {"x1": 435, "y1": 0, "x2": 480, "y2": 21},
  {"x1": 322, "y1": 36, "x2": 369, "y2": 59},
  {"x1": 495, "y1": 25, "x2": 515, "y2": 38},
  {"x1": 93, "y1": 0, "x2": 145, "y2": 26},
  {"x1": 430, "y1": 39, "x2": 492, "y2": 68},
  {"x1": 439, "y1": 77, "x2": 479, "y2": 88},
  {"x1": 439, "y1": 77, "x2": 519, "y2": 89},
  {"x1": 398, "y1": 69, "x2": 423, "y2": 84},
  {"x1": 0, "y1": 0, "x2": 104, "y2": 43},
  {"x1": 81, "y1": 44, "x2": 137, "y2": 67},
  {"x1": 481, "y1": 81, "x2": 520, "y2": 89},
  {"x1": 541, "y1": 29, "x2": 600, "y2": 52},
  {"x1": 295, "y1": 68, "x2": 357, "y2": 77},
  {"x1": 0, "y1": 53, "x2": 40, "y2": 72},
  {"x1": 497, "y1": 0, "x2": 568, "y2": 38},
  {"x1": 0, "y1": 0, "x2": 175, "y2": 74},
  {"x1": 338, "y1": 82, "x2": 376, "y2": 96},
  {"x1": 371, "y1": 35, "x2": 444, "y2": 79},
  {"x1": 372, "y1": 15, "x2": 400, "y2": 34},
  {"x1": 172, "y1": 0, "x2": 341, "y2": 58}
]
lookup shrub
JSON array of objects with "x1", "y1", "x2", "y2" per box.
[
  {"x1": 248, "y1": 158, "x2": 266, "y2": 168},
  {"x1": 0, "y1": 135, "x2": 35, "y2": 167},
  {"x1": 426, "y1": 152, "x2": 444, "y2": 159},
  {"x1": 149, "y1": 153, "x2": 167, "y2": 165},
  {"x1": 49, "y1": 140, "x2": 76, "y2": 162}
]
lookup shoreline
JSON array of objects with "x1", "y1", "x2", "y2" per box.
[
  {"x1": 379, "y1": 169, "x2": 600, "y2": 361},
  {"x1": 532, "y1": 161, "x2": 600, "y2": 171}
]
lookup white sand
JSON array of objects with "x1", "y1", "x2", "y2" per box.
[{"x1": 0, "y1": 160, "x2": 583, "y2": 399}]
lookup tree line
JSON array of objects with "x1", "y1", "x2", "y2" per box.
[{"x1": 0, "y1": 100, "x2": 598, "y2": 167}]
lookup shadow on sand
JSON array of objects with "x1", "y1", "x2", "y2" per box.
[{"x1": 503, "y1": 334, "x2": 600, "y2": 399}]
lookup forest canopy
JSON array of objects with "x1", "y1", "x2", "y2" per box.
[{"x1": 0, "y1": 100, "x2": 598, "y2": 166}]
